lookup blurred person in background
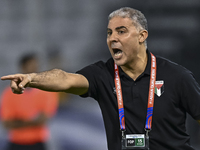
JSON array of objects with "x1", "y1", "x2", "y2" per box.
[
  {"x1": 1, "y1": 7, "x2": 200, "y2": 150},
  {"x1": 0, "y1": 53, "x2": 58, "y2": 150}
]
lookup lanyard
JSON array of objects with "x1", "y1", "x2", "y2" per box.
[{"x1": 114, "y1": 53, "x2": 157, "y2": 132}]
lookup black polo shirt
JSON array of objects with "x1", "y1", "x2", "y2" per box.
[{"x1": 76, "y1": 50, "x2": 200, "y2": 150}]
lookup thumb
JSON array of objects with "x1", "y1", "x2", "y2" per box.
[{"x1": 19, "y1": 74, "x2": 32, "y2": 89}]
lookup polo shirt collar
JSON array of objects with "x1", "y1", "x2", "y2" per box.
[{"x1": 118, "y1": 49, "x2": 151, "y2": 78}]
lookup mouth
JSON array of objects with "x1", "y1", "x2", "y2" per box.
[{"x1": 112, "y1": 48, "x2": 123, "y2": 59}]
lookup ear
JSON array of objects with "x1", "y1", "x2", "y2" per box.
[{"x1": 139, "y1": 30, "x2": 148, "y2": 43}]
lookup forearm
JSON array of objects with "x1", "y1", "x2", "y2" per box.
[
  {"x1": 28, "y1": 69, "x2": 69, "y2": 92},
  {"x1": 1, "y1": 68, "x2": 89, "y2": 95},
  {"x1": 29, "y1": 69, "x2": 88, "y2": 95}
]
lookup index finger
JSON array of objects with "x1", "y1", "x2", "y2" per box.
[
  {"x1": 1, "y1": 75, "x2": 16, "y2": 80},
  {"x1": 1, "y1": 74, "x2": 21, "y2": 80}
]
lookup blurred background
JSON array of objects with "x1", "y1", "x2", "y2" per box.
[{"x1": 0, "y1": 0, "x2": 200, "y2": 150}]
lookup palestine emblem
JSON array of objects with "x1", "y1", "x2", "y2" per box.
[{"x1": 155, "y1": 81, "x2": 164, "y2": 97}]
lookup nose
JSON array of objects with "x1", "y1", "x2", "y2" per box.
[{"x1": 108, "y1": 32, "x2": 118, "y2": 43}]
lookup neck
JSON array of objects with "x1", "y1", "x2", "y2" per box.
[{"x1": 121, "y1": 50, "x2": 148, "y2": 81}]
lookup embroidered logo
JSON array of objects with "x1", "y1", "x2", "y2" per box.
[{"x1": 155, "y1": 81, "x2": 164, "y2": 97}]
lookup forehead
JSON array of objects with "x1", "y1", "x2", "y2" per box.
[{"x1": 107, "y1": 17, "x2": 134, "y2": 29}]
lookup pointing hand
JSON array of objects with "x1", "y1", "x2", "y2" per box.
[{"x1": 1, "y1": 74, "x2": 33, "y2": 94}]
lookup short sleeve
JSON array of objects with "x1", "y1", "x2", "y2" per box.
[
  {"x1": 76, "y1": 64, "x2": 100, "y2": 100},
  {"x1": 76, "y1": 60, "x2": 114, "y2": 101}
]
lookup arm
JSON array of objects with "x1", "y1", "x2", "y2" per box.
[
  {"x1": 1, "y1": 69, "x2": 89, "y2": 95},
  {"x1": 3, "y1": 113, "x2": 48, "y2": 130}
]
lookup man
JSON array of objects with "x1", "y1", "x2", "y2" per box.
[
  {"x1": 1, "y1": 7, "x2": 200, "y2": 150},
  {"x1": 1, "y1": 53, "x2": 58, "y2": 150}
]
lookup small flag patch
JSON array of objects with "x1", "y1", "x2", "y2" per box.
[{"x1": 155, "y1": 81, "x2": 164, "y2": 97}]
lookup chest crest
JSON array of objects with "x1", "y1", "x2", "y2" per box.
[{"x1": 155, "y1": 80, "x2": 164, "y2": 97}]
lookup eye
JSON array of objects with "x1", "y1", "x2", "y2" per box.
[
  {"x1": 118, "y1": 30, "x2": 125, "y2": 35},
  {"x1": 107, "y1": 31, "x2": 112, "y2": 36}
]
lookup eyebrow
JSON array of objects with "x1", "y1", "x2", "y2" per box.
[
  {"x1": 107, "y1": 26, "x2": 127, "y2": 31},
  {"x1": 116, "y1": 26, "x2": 127, "y2": 30},
  {"x1": 107, "y1": 28, "x2": 112, "y2": 31}
]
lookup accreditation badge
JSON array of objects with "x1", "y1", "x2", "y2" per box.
[
  {"x1": 126, "y1": 134, "x2": 145, "y2": 147},
  {"x1": 122, "y1": 134, "x2": 148, "y2": 149}
]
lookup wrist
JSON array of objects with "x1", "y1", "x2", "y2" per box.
[{"x1": 27, "y1": 73, "x2": 36, "y2": 87}]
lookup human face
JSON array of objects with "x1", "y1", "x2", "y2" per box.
[
  {"x1": 107, "y1": 17, "x2": 141, "y2": 67},
  {"x1": 22, "y1": 58, "x2": 39, "y2": 73}
]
